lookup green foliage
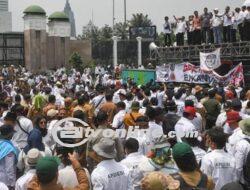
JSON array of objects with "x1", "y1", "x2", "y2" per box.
[
  {"x1": 113, "y1": 22, "x2": 129, "y2": 39},
  {"x1": 78, "y1": 20, "x2": 100, "y2": 41},
  {"x1": 156, "y1": 32, "x2": 176, "y2": 46},
  {"x1": 99, "y1": 25, "x2": 113, "y2": 40},
  {"x1": 129, "y1": 13, "x2": 152, "y2": 27},
  {"x1": 69, "y1": 52, "x2": 85, "y2": 72}
]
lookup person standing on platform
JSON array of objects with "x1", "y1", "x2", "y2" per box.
[
  {"x1": 174, "y1": 16, "x2": 187, "y2": 46},
  {"x1": 163, "y1": 16, "x2": 172, "y2": 46},
  {"x1": 211, "y1": 8, "x2": 223, "y2": 44},
  {"x1": 223, "y1": 6, "x2": 233, "y2": 43},
  {"x1": 201, "y1": 7, "x2": 212, "y2": 44},
  {"x1": 192, "y1": 11, "x2": 202, "y2": 45}
]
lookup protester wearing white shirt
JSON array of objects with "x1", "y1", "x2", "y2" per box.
[
  {"x1": 0, "y1": 182, "x2": 8, "y2": 190},
  {"x1": 232, "y1": 118, "x2": 250, "y2": 184},
  {"x1": 174, "y1": 16, "x2": 186, "y2": 46},
  {"x1": 211, "y1": 8, "x2": 223, "y2": 44},
  {"x1": 15, "y1": 149, "x2": 42, "y2": 190},
  {"x1": 223, "y1": 6, "x2": 233, "y2": 42},
  {"x1": 91, "y1": 138, "x2": 131, "y2": 190},
  {"x1": 120, "y1": 138, "x2": 147, "y2": 190},
  {"x1": 201, "y1": 127, "x2": 238, "y2": 190},
  {"x1": 112, "y1": 102, "x2": 126, "y2": 129},
  {"x1": 4, "y1": 108, "x2": 33, "y2": 150},
  {"x1": 174, "y1": 106, "x2": 197, "y2": 142},
  {"x1": 91, "y1": 87, "x2": 106, "y2": 115},
  {"x1": 163, "y1": 16, "x2": 172, "y2": 46},
  {"x1": 146, "y1": 107, "x2": 164, "y2": 149}
]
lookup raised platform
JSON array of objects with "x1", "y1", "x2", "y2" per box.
[{"x1": 150, "y1": 42, "x2": 250, "y2": 64}]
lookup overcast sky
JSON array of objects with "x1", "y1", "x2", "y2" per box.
[{"x1": 10, "y1": 0, "x2": 245, "y2": 35}]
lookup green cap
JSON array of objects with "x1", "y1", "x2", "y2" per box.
[
  {"x1": 131, "y1": 101, "x2": 140, "y2": 110},
  {"x1": 239, "y1": 118, "x2": 250, "y2": 136},
  {"x1": 172, "y1": 142, "x2": 193, "y2": 159},
  {"x1": 36, "y1": 156, "x2": 60, "y2": 178}
]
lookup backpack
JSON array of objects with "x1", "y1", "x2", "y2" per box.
[
  {"x1": 243, "y1": 138, "x2": 250, "y2": 187},
  {"x1": 171, "y1": 172, "x2": 208, "y2": 190}
]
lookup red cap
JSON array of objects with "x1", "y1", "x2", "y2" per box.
[
  {"x1": 225, "y1": 91, "x2": 234, "y2": 100},
  {"x1": 226, "y1": 111, "x2": 241, "y2": 124},
  {"x1": 184, "y1": 106, "x2": 196, "y2": 117}
]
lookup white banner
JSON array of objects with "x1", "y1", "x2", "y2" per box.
[
  {"x1": 200, "y1": 48, "x2": 221, "y2": 71},
  {"x1": 156, "y1": 62, "x2": 244, "y2": 86}
]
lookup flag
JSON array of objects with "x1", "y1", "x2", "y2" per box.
[{"x1": 200, "y1": 48, "x2": 221, "y2": 71}]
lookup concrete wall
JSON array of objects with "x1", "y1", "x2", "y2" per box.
[
  {"x1": 69, "y1": 40, "x2": 92, "y2": 62},
  {"x1": 25, "y1": 30, "x2": 91, "y2": 73},
  {"x1": 24, "y1": 29, "x2": 47, "y2": 73}
]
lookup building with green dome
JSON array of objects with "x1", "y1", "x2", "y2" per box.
[
  {"x1": 23, "y1": 5, "x2": 46, "y2": 31},
  {"x1": 23, "y1": 5, "x2": 46, "y2": 15},
  {"x1": 48, "y1": 11, "x2": 69, "y2": 21},
  {"x1": 22, "y1": 4, "x2": 91, "y2": 73},
  {"x1": 48, "y1": 11, "x2": 70, "y2": 37}
]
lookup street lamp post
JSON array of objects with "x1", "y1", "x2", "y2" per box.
[
  {"x1": 112, "y1": 0, "x2": 115, "y2": 29},
  {"x1": 124, "y1": 0, "x2": 127, "y2": 23}
]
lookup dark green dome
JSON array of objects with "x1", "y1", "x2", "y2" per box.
[
  {"x1": 48, "y1": 12, "x2": 69, "y2": 21},
  {"x1": 24, "y1": 5, "x2": 46, "y2": 15}
]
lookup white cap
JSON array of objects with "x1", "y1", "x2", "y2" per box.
[
  {"x1": 214, "y1": 8, "x2": 219, "y2": 11},
  {"x1": 118, "y1": 89, "x2": 126, "y2": 96}
]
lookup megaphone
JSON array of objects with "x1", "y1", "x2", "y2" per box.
[{"x1": 149, "y1": 42, "x2": 159, "y2": 51}]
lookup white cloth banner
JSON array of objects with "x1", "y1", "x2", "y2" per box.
[
  {"x1": 156, "y1": 62, "x2": 244, "y2": 86},
  {"x1": 200, "y1": 48, "x2": 221, "y2": 71}
]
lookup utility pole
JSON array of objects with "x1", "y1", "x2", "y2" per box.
[
  {"x1": 124, "y1": 0, "x2": 127, "y2": 24},
  {"x1": 112, "y1": 0, "x2": 115, "y2": 29}
]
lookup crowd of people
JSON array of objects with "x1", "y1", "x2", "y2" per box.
[
  {"x1": 163, "y1": 5, "x2": 250, "y2": 46},
  {"x1": 0, "y1": 65, "x2": 250, "y2": 190}
]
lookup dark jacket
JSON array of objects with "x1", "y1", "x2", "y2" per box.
[
  {"x1": 24, "y1": 127, "x2": 45, "y2": 154},
  {"x1": 162, "y1": 112, "x2": 180, "y2": 134},
  {"x1": 203, "y1": 98, "x2": 221, "y2": 121}
]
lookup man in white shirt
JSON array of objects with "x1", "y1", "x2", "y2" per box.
[
  {"x1": 235, "y1": 7, "x2": 245, "y2": 41},
  {"x1": 90, "y1": 85, "x2": 106, "y2": 115},
  {"x1": 211, "y1": 8, "x2": 223, "y2": 44},
  {"x1": 174, "y1": 106, "x2": 197, "y2": 142},
  {"x1": 146, "y1": 106, "x2": 164, "y2": 148},
  {"x1": 15, "y1": 148, "x2": 42, "y2": 190},
  {"x1": 120, "y1": 138, "x2": 147, "y2": 190},
  {"x1": 201, "y1": 127, "x2": 238, "y2": 190},
  {"x1": 185, "y1": 100, "x2": 203, "y2": 133},
  {"x1": 233, "y1": 118, "x2": 250, "y2": 184},
  {"x1": 174, "y1": 16, "x2": 186, "y2": 46},
  {"x1": 91, "y1": 138, "x2": 131, "y2": 190},
  {"x1": 223, "y1": 6, "x2": 233, "y2": 43},
  {"x1": 112, "y1": 102, "x2": 126, "y2": 129},
  {"x1": 10, "y1": 105, "x2": 33, "y2": 149},
  {"x1": 163, "y1": 16, "x2": 172, "y2": 46}
]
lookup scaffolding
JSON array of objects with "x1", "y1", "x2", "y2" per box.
[
  {"x1": 150, "y1": 42, "x2": 250, "y2": 64},
  {"x1": 0, "y1": 32, "x2": 24, "y2": 66}
]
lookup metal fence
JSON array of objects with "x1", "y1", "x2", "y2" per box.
[
  {"x1": 91, "y1": 39, "x2": 152, "y2": 66},
  {"x1": 0, "y1": 32, "x2": 24, "y2": 66}
]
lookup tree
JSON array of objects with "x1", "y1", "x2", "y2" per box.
[
  {"x1": 78, "y1": 20, "x2": 100, "y2": 41},
  {"x1": 99, "y1": 25, "x2": 113, "y2": 40},
  {"x1": 129, "y1": 13, "x2": 153, "y2": 27},
  {"x1": 114, "y1": 22, "x2": 129, "y2": 39},
  {"x1": 69, "y1": 52, "x2": 85, "y2": 72}
]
